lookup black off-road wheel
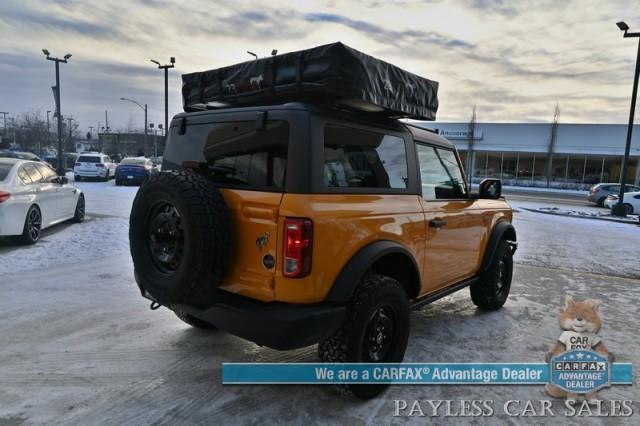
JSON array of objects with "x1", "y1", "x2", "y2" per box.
[
  {"x1": 174, "y1": 309, "x2": 217, "y2": 330},
  {"x1": 471, "y1": 239, "x2": 513, "y2": 310},
  {"x1": 318, "y1": 273, "x2": 410, "y2": 400},
  {"x1": 129, "y1": 170, "x2": 232, "y2": 306}
]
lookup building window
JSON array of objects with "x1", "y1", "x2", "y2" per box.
[
  {"x1": 566, "y1": 156, "x2": 585, "y2": 183},
  {"x1": 502, "y1": 152, "x2": 518, "y2": 183},
  {"x1": 584, "y1": 156, "x2": 602, "y2": 184},
  {"x1": 517, "y1": 153, "x2": 535, "y2": 183},
  {"x1": 602, "y1": 156, "x2": 621, "y2": 183},
  {"x1": 533, "y1": 153, "x2": 549, "y2": 181},
  {"x1": 486, "y1": 152, "x2": 502, "y2": 179}
]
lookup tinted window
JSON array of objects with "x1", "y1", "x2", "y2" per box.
[
  {"x1": 120, "y1": 158, "x2": 146, "y2": 166},
  {"x1": 77, "y1": 156, "x2": 101, "y2": 163},
  {"x1": 323, "y1": 125, "x2": 408, "y2": 189},
  {"x1": 417, "y1": 145, "x2": 467, "y2": 200},
  {"x1": 0, "y1": 163, "x2": 13, "y2": 181},
  {"x1": 36, "y1": 163, "x2": 58, "y2": 183},
  {"x1": 203, "y1": 121, "x2": 289, "y2": 189},
  {"x1": 23, "y1": 163, "x2": 44, "y2": 183}
]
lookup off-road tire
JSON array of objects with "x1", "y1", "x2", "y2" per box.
[
  {"x1": 174, "y1": 309, "x2": 217, "y2": 330},
  {"x1": 129, "y1": 170, "x2": 232, "y2": 306},
  {"x1": 318, "y1": 273, "x2": 410, "y2": 400},
  {"x1": 72, "y1": 194, "x2": 85, "y2": 223},
  {"x1": 471, "y1": 239, "x2": 513, "y2": 310}
]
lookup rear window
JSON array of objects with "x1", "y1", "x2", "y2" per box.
[
  {"x1": 77, "y1": 156, "x2": 101, "y2": 163},
  {"x1": 120, "y1": 158, "x2": 147, "y2": 166},
  {"x1": 203, "y1": 121, "x2": 289, "y2": 189},
  {"x1": 0, "y1": 163, "x2": 13, "y2": 181}
]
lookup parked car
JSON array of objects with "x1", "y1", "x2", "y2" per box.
[
  {"x1": 0, "y1": 150, "x2": 53, "y2": 167},
  {"x1": 588, "y1": 183, "x2": 640, "y2": 207},
  {"x1": 0, "y1": 158, "x2": 85, "y2": 244},
  {"x1": 73, "y1": 153, "x2": 117, "y2": 181},
  {"x1": 604, "y1": 191, "x2": 640, "y2": 214},
  {"x1": 115, "y1": 157, "x2": 157, "y2": 186}
]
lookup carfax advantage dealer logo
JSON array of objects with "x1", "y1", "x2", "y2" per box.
[{"x1": 550, "y1": 350, "x2": 610, "y2": 394}]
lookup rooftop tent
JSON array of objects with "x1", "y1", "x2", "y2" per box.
[{"x1": 182, "y1": 42, "x2": 439, "y2": 121}]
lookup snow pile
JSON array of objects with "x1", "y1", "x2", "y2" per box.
[{"x1": 526, "y1": 206, "x2": 639, "y2": 224}]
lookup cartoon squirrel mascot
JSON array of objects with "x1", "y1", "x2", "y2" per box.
[{"x1": 544, "y1": 296, "x2": 614, "y2": 402}]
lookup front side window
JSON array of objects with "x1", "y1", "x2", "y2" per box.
[
  {"x1": 35, "y1": 163, "x2": 58, "y2": 183},
  {"x1": 203, "y1": 120, "x2": 289, "y2": 189},
  {"x1": 417, "y1": 144, "x2": 467, "y2": 200},
  {"x1": 323, "y1": 125, "x2": 408, "y2": 189}
]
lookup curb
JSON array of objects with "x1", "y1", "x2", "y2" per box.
[{"x1": 521, "y1": 208, "x2": 639, "y2": 225}]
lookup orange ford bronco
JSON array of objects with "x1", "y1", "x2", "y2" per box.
[{"x1": 129, "y1": 44, "x2": 516, "y2": 399}]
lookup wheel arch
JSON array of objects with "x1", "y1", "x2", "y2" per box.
[
  {"x1": 480, "y1": 221, "x2": 517, "y2": 273},
  {"x1": 325, "y1": 240, "x2": 421, "y2": 303}
]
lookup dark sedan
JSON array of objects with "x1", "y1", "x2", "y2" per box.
[{"x1": 115, "y1": 158, "x2": 157, "y2": 186}]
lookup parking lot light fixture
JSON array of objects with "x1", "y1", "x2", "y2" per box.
[
  {"x1": 150, "y1": 57, "x2": 175, "y2": 144},
  {"x1": 43, "y1": 49, "x2": 71, "y2": 176},
  {"x1": 612, "y1": 22, "x2": 640, "y2": 217}
]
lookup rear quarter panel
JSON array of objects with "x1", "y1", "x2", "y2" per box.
[{"x1": 275, "y1": 194, "x2": 425, "y2": 303}]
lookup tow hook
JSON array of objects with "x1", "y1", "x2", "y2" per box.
[{"x1": 150, "y1": 301, "x2": 161, "y2": 310}]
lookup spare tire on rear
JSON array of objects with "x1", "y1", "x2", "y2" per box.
[{"x1": 129, "y1": 170, "x2": 232, "y2": 306}]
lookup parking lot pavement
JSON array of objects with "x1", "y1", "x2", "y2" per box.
[
  {"x1": 1, "y1": 184, "x2": 638, "y2": 424},
  {"x1": 0, "y1": 256, "x2": 637, "y2": 424}
]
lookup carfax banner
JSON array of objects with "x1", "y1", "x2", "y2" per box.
[{"x1": 223, "y1": 357, "x2": 632, "y2": 388}]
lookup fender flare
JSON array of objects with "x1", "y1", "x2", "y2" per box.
[
  {"x1": 325, "y1": 240, "x2": 420, "y2": 303},
  {"x1": 480, "y1": 221, "x2": 517, "y2": 273}
]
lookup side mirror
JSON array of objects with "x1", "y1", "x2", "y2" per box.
[{"x1": 478, "y1": 178, "x2": 502, "y2": 199}]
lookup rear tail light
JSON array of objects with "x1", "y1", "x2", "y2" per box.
[
  {"x1": 96, "y1": 163, "x2": 105, "y2": 168},
  {"x1": 0, "y1": 191, "x2": 10, "y2": 203},
  {"x1": 283, "y1": 218, "x2": 313, "y2": 278}
]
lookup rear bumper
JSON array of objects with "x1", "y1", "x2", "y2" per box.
[
  {"x1": 141, "y1": 288, "x2": 346, "y2": 350},
  {"x1": 75, "y1": 169, "x2": 108, "y2": 177}
]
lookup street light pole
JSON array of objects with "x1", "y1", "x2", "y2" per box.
[
  {"x1": 46, "y1": 110, "x2": 51, "y2": 153},
  {"x1": 613, "y1": 22, "x2": 640, "y2": 217},
  {"x1": 43, "y1": 49, "x2": 71, "y2": 176},
  {"x1": 0, "y1": 112, "x2": 7, "y2": 146},
  {"x1": 150, "y1": 57, "x2": 175, "y2": 143},
  {"x1": 120, "y1": 97, "x2": 148, "y2": 155}
]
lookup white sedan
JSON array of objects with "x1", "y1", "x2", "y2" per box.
[
  {"x1": 0, "y1": 158, "x2": 85, "y2": 244},
  {"x1": 604, "y1": 191, "x2": 640, "y2": 214}
]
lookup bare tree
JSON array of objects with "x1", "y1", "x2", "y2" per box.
[
  {"x1": 545, "y1": 102, "x2": 560, "y2": 187},
  {"x1": 14, "y1": 110, "x2": 48, "y2": 154},
  {"x1": 467, "y1": 105, "x2": 477, "y2": 179}
]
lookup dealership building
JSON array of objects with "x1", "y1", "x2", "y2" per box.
[{"x1": 419, "y1": 122, "x2": 640, "y2": 189}]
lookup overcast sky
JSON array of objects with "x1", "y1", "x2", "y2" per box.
[{"x1": 2, "y1": 0, "x2": 640, "y2": 132}]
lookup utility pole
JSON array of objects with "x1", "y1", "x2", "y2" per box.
[
  {"x1": 105, "y1": 110, "x2": 110, "y2": 133},
  {"x1": 43, "y1": 49, "x2": 71, "y2": 176},
  {"x1": 151, "y1": 57, "x2": 175, "y2": 141},
  {"x1": 67, "y1": 117, "x2": 74, "y2": 151}
]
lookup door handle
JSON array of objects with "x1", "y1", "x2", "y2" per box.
[{"x1": 429, "y1": 218, "x2": 447, "y2": 228}]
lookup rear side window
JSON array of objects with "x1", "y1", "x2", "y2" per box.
[
  {"x1": 17, "y1": 166, "x2": 32, "y2": 184},
  {"x1": 323, "y1": 125, "x2": 408, "y2": 189},
  {"x1": 0, "y1": 163, "x2": 13, "y2": 181},
  {"x1": 23, "y1": 163, "x2": 44, "y2": 183},
  {"x1": 77, "y1": 156, "x2": 100, "y2": 163},
  {"x1": 203, "y1": 121, "x2": 289, "y2": 189}
]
